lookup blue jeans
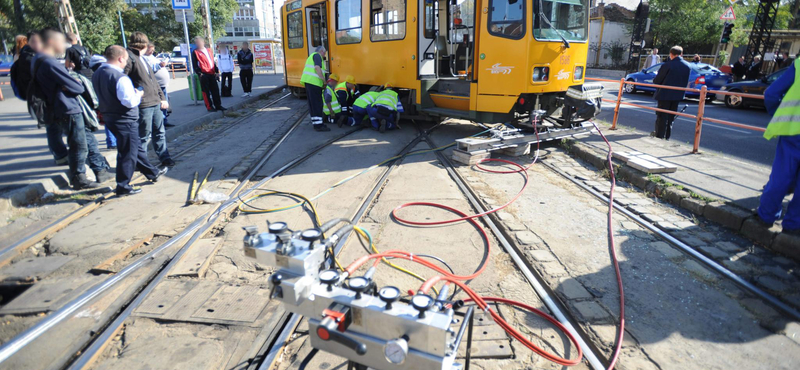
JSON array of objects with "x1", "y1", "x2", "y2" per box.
[
  {"x1": 161, "y1": 87, "x2": 170, "y2": 125},
  {"x1": 138, "y1": 105, "x2": 171, "y2": 162},
  {"x1": 105, "y1": 125, "x2": 117, "y2": 148},
  {"x1": 367, "y1": 105, "x2": 398, "y2": 130},
  {"x1": 46, "y1": 124, "x2": 68, "y2": 160},
  {"x1": 758, "y1": 135, "x2": 800, "y2": 230}
]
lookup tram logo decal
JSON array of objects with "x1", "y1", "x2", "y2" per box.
[
  {"x1": 487, "y1": 63, "x2": 514, "y2": 75},
  {"x1": 556, "y1": 69, "x2": 571, "y2": 80}
]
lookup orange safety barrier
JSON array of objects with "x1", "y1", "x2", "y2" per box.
[{"x1": 586, "y1": 77, "x2": 767, "y2": 153}]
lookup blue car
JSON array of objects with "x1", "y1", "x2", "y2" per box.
[
  {"x1": 0, "y1": 55, "x2": 13, "y2": 77},
  {"x1": 623, "y1": 62, "x2": 732, "y2": 100}
]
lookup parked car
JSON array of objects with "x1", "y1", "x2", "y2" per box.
[
  {"x1": 623, "y1": 62, "x2": 732, "y2": 99},
  {"x1": 0, "y1": 55, "x2": 13, "y2": 76},
  {"x1": 717, "y1": 68, "x2": 788, "y2": 109}
]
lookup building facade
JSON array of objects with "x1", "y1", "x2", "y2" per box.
[{"x1": 218, "y1": 0, "x2": 282, "y2": 53}]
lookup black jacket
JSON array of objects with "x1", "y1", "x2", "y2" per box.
[
  {"x1": 745, "y1": 61, "x2": 762, "y2": 80},
  {"x1": 10, "y1": 45, "x2": 36, "y2": 99},
  {"x1": 732, "y1": 60, "x2": 746, "y2": 78},
  {"x1": 653, "y1": 56, "x2": 691, "y2": 102},
  {"x1": 123, "y1": 48, "x2": 166, "y2": 108},
  {"x1": 237, "y1": 49, "x2": 253, "y2": 69}
]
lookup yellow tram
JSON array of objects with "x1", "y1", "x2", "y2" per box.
[{"x1": 281, "y1": 0, "x2": 601, "y2": 126}]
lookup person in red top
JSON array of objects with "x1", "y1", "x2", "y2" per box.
[{"x1": 191, "y1": 36, "x2": 226, "y2": 112}]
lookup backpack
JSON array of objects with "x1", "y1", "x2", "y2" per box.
[
  {"x1": 27, "y1": 58, "x2": 55, "y2": 128},
  {"x1": 75, "y1": 45, "x2": 91, "y2": 70},
  {"x1": 10, "y1": 50, "x2": 35, "y2": 100}
]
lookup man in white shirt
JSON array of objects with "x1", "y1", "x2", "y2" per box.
[
  {"x1": 645, "y1": 49, "x2": 661, "y2": 69},
  {"x1": 93, "y1": 45, "x2": 167, "y2": 196},
  {"x1": 217, "y1": 46, "x2": 235, "y2": 97}
]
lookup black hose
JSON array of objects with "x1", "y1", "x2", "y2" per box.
[{"x1": 320, "y1": 218, "x2": 351, "y2": 233}]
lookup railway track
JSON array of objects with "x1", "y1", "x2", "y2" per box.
[
  {"x1": 1, "y1": 109, "x2": 796, "y2": 369},
  {"x1": 0, "y1": 88, "x2": 291, "y2": 268}
]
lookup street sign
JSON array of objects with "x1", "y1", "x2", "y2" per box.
[
  {"x1": 720, "y1": 6, "x2": 735, "y2": 20},
  {"x1": 172, "y1": 0, "x2": 192, "y2": 9},
  {"x1": 175, "y1": 9, "x2": 195, "y2": 22}
]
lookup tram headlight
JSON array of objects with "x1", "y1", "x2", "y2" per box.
[
  {"x1": 574, "y1": 66, "x2": 584, "y2": 81},
  {"x1": 533, "y1": 67, "x2": 549, "y2": 82}
]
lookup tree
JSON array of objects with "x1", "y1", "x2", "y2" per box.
[
  {"x1": 190, "y1": 0, "x2": 239, "y2": 43},
  {"x1": 71, "y1": 0, "x2": 127, "y2": 53}
]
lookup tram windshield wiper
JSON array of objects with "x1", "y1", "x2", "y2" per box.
[{"x1": 537, "y1": 0, "x2": 570, "y2": 49}]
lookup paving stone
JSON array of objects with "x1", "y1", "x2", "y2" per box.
[
  {"x1": 723, "y1": 259, "x2": 755, "y2": 275},
  {"x1": 662, "y1": 187, "x2": 690, "y2": 206},
  {"x1": 715, "y1": 241, "x2": 744, "y2": 253},
  {"x1": 698, "y1": 246, "x2": 729, "y2": 260},
  {"x1": 756, "y1": 276, "x2": 793, "y2": 293},
  {"x1": 641, "y1": 214, "x2": 664, "y2": 223},
  {"x1": 505, "y1": 222, "x2": 527, "y2": 231},
  {"x1": 704, "y1": 202, "x2": 752, "y2": 231},
  {"x1": 771, "y1": 233, "x2": 800, "y2": 262},
  {"x1": 556, "y1": 279, "x2": 593, "y2": 300},
  {"x1": 740, "y1": 217, "x2": 778, "y2": 247},
  {"x1": 772, "y1": 256, "x2": 794, "y2": 266},
  {"x1": 678, "y1": 235, "x2": 708, "y2": 247},
  {"x1": 590, "y1": 325, "x2": 639, "y2": 349},
  {"x1": 785, "y1": 322, "x2": 800, "y2": 346},
  {"x1": 762, "y1": 264, "x2": 794, "y2": 280},
  {"x1": 620, "y1": 221, "x2": 640, "y2": 230},
  {"x1": 681, "y1": 260, "x2": 719, "y2": 282},
  {"x1": 614, "y1": 198, "x2": 634, "y2": 207},
  {"x1": 496, "y1": 211, "x2": 513, "y2": 221},
  {"x1": 631, "y1": 230, "x2": 655, "y2": 241},
  {"x1": 515, "y1": 231, "x2": 541, "y2": 246},
  {"x1": 538, "y1": 262, "x2": 568, "y2": 277},
  {"x1": 627, "y1": 205, "x2": 650, "y2": 215},
  {"x1": 650, "y1": 241, "x2": 684, "y2": 259},
  {"x1": 527, "y1": 250, "x2": 556, "y2": 262},
  {"x1": 693, "y1": 231, "x2": 718, "y2": 242},
  {"x1": 673, "y1": 221, "x2": 699, "y2": 231},
  {"x1": 572, "y1": 301, "x2": 611, "y2": 322},
  {"x1": 680, "y1": 197, "x2": 706, "y2": 216},
  {"x1": 655, "y1": 221, "x2": 677, "y2": 231},
  {"x1": 482, "y1": 197, "x2": 497, "y2": 206},
  {"x1": 784, "y1": 294, "x2": 800, "y2": 308}
]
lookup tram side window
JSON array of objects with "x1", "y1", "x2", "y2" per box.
[
  {"x1": 336, "y1": 0, "x2": 362, "y2": 44},
  {"x1": 488, "y1": 0, "x2": 525, "y2": 39},
  {"x1": 287, "y1": 11, "x2": 304, "y2": 49},
  {"x1": 371, "y1": 0, "x2": 406, "y2": 41}
]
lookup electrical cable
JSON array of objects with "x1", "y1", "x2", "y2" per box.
[{"x1": 588, "y1": 121, "x2": 625, "y2": 370}]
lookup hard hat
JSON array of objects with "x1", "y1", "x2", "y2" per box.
[
  {"x1": 328, "y1": 73, "x2": 339, "y2": 81},
  {"x1": 384, "y1": 83, "x2": 393, "y2": 88},
  {"x1": 345, "y1": 75, "x2": 356, "y2": 84}
]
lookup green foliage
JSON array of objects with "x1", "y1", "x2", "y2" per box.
[
  {"x1": 602, "y1": 40, "x2": 628, "y2": 66},
  {"x1": 189, "y1": 0, "x2": 239, "y2": 43},
  {"x1": 71, "y1": 0, "x2": 127, "y2": 53}
]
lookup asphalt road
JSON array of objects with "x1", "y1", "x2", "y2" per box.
[{"x1": 592, "y1": 78, "x2": 778, "y2": 166}]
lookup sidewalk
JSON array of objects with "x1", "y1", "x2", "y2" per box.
[
  {"x1": 0, "y1": 73, "x2": 285, "y2": 206},
  {"x1": 566, "y1": 121, "x2": 797, "y2": 257}
]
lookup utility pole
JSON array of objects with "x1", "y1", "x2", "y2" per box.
[
  {"x1": 54, "y1": 0, "x2": 81, "y2": 45},
  {"x1": 202, "y1": 0, "x2": 214, "y2": 54},
  {"x1": 118, "y1": 10, "x2": 127, "y2": 48}
]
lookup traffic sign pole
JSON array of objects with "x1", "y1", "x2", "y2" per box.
[{"x1": 182, "y1": 9, "x2": 197, "y2": 105}]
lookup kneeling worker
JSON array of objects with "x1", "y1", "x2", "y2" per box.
[
  {"x1": 351, "y1": 91, "x2": 381, "y2": 127},
  {"x1": 368, "y1": 84, "x2": 401, "y2": 132},
  {"x1": 93, "y1": 45, "x2": 167, "y2": 196},
  {"x1": 323, "y1": 74, "x2": 343, "y2": 126},
  {"x1": 335, "y1": 75, "x2": 357, "y2": 127}
]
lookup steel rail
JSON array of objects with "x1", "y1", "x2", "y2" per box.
[
  {"x1": 422, "y1": 132, "x2": 607, "y2": 370},
  {"x1": 65, "y1": 116, "x2": 365, "y2": 369},
  {"x1": 0, "y1": 103, "x2": 317, "y2": 366},
  {"x1": 542, "y1": 161, "x2": 800, "y2": 321},
  {"x1": 256, "y1": 132, "x2": 427, "y2": 370},
  {"x1": 0, "y1": 88, "x2": 290, "y2": 268}
]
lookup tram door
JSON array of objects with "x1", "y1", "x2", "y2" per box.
[
  {"x1": 305, "y1": 3, "x2": 330, "y2": 71},
  {"x1": 418, "y1": 0, "x2": 439, "y2": 78}
]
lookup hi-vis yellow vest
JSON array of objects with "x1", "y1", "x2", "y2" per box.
[
  {"x1": 765, "y1": 59, "x2": 800, "y2": 139},
  {"x1": 335, "y1": 81, "x2": 353, "y2": 98},
  {"x1": 323, "y1": 85, "x2": 341, "y2": 115},
  {"x1": 374, "y1": 90, "x2": 398, "y2": 110},
  {"x1": 354, "y1": 91, "x2": 380, "y2": 109},
  {"x1": 300, "y1": 52, "x2": 325, "y2": 87}
]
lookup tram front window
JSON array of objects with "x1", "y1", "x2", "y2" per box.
[{"x1": 534, "y1": 0, "x2": 587, "y2": 41}]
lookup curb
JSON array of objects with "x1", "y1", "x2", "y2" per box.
[
  {"x1": 0, "y1": 85, "x2": 288, "y2": 214},
  {"x1": 562, "y1": 139, "x2": 800, "y2": 262}
]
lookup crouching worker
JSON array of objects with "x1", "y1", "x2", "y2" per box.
[
  {"x1": 368, "y1": 84, "x2": 402, "y2": 132},
  {"x1": 335, "y1": 75, "x2": 357, "y2": 127},
  {"x1": 351, "y1": 91, "x2": 380, "y2": 127},
  {"x1": 93, "y1": 45, "x2": 167, "y2": 196},
  {"x1": 323, "y1": 74, "x2": 345, "y2": 126}
]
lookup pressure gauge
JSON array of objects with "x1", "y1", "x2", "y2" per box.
[
  {"x1": 300, "y1": 228, "x2": 323, "y2": 242},
  {"x1": 378, "y1": 286, "x2": 400, "y2": 309},
  {"x1": 411, "y1": 294, "x2": 434, "y2": 318},
  {"x1": 384, "y1": 337, "x2": 409, "y2": 365},
  {"x1": 319, "y1": 269, "x2": 339, "y2": 291},
  {"x1": 268, "y1": 222, "x2": 288, "y2": 234},
  {"x1": 348, "y1": 276, "x2": 370, "y2": 299}
]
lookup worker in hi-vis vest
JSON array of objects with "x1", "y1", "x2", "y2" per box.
[
  {"x1": 758, "y1": 58, "x2": 800, "y2": 235},
  {"x1": 299, "y1": 45, "x2": 329, "y2": 132}
]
